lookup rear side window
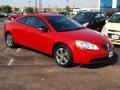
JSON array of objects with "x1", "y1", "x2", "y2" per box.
[{"x1": 17, "y1": 17, "x2": 28, "y2": 24}]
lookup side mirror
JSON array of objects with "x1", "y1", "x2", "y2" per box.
[{"x1": 38, "y1": 27, "x2": 49, "y2": 32}]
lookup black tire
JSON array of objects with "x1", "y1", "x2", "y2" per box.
[
  {"x1": 54, "y1": 45, "x2": 73, "y2": 67},
  {"x1": 5, "y1": 33, "x2": 16, "y2": 48}
]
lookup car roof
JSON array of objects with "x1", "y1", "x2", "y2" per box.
[
  {"x1": 79, "y1": 11, "x2": 99, "y2": 13},
  {"x1": 28, "y1": 13, "x2": 63, "y2": 17},
  {"x1": 76, "y1": 11, "x2": 100, "y2": 16},
  {"x1": 15, "y1": 13, "x2": 64, "y2": 20}
]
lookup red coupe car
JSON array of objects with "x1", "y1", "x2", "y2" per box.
[{"x1": 3, "y1": 13, "x2": 113, "y2": 67}]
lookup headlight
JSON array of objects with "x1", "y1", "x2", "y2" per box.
[
  {"x1": 75, "y1": 40, "x2": 99, "y2": 50},
  {"x1": 83, "y1": 22, "x2": 89, "y2": 27},
  {"x1": 101, "y1": 26, "x2": 107, "y2": 35}
]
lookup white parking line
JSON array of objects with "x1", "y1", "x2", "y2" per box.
[
  {"x1": 8, "y1": 58, "x2": 14, "y2": 66},
  {"x1": 41, "y1": 78, "x2": 45, "y2": 81},
  {"x1": 16, "y1": 48, "x2": 21, "y2": 53}
]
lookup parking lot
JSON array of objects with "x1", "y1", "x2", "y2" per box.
[{"x1": 0, "y1": 20, "x2": 120, "y2": 90}]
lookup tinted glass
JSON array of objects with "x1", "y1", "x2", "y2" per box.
[
  {"x1": 46, "y1": 16, "x2": 83, "y2": 32},
  {"x1": 74, "y1": 12, "x2": 94, "y2": 21},
  {"x1": 26, "y1": 17, "x2": 48, "y2": 28},
  {"x1": 109, "y1": 14, "x2": 120, "y2": 23},
  {"x1": 17, "y1": 17, "x2": 28, "y2": 24},
  {"x1": 94, "y1": 13, "x2": 105, "y2": 23},
  {"x1": 95, "y1": 13, "x2": 101, "y2": 18}
]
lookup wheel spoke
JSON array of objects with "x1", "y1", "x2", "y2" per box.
[
  {"x1": 6, "y1": 34, "x2": 13, "y2": 47},
  {"x1": 56, "y1": 51, "x2": 62, "y2": 57},
  {"x1": 60, "y1": 48, "x2": 64, "y2": 55},
  {"x1": 59, "y1": 57, "x2": 63, "y2": 64},
  {"x1": 63, "y1": 57, "x2": 68, "y2": 63},
  {"x1": 63, "y1": 51, "x2": 68, "y2": 56},
  {"x1": 55, "y1": 47, "x2": 69, "y2": 65}
]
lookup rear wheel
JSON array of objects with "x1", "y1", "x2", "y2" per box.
[
  {"x1": 54, "y1": 45, "x2": 73, "y2": 67},
  {"x1": 5, "y1": 33, "x2": 16, "y2": 48}
]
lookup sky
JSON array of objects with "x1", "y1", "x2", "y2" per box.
[{"x1": 0, "y1": 0, "x2": 99, "y2": 8}]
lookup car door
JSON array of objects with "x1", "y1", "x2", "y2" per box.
[
  {"x1": 13, "y1": 17, "x2": 29, "y2": 45},
  {"x1": 25, "y1": 16, "x2": 55, "y2": 54}
]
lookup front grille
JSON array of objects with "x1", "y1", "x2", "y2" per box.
[
  {"x1": 108, "y1": 33, "x2": 112, "y2": 38},
  {"x1": 108, "y1": 33, "x2": 120, "y2": 40},
  {"x1": 108, "y1": 29, "x2": 120, "y2": 33},
  {"x1": 102, "y1": 44, "x2": 109, "y2": 51},
  {"x1": 102, "y1": 43, "x2": 112, "y2": 51}
]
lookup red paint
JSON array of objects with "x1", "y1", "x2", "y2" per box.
[{"x1": 3, "y1": 13, "x2": 113, "y2": 64}]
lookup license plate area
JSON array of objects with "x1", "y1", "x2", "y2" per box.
[{"x1": 109, "y1": 51, "x2": 113, "y2": 58}]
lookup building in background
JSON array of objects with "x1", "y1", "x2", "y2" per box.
[
  {"x1": 117, "y1": 0, "x2": 120, "y2": 8},
  {"x1": 99, "y1": 0, "x2": 112, "y2": 9},
  {"x1": 99, "y1": 0, "x2": 120, "y2": 10}
]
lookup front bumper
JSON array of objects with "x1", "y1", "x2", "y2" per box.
[
  {"x1": 72, "y1": 44, "x2": 113, "y2": 64},
  {"x1": 111, "y1": 39, "x2": 120, "y2": 45},
  {"x1": 107, "y1": 31, "x2": 120, "y2": 45}
]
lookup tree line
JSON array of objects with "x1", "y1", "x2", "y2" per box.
[
  {"x1": 0, "y1": 5, "x2": 12, "y2": 13},
  {"x1": 0, "y1": 5, "x2": 34, "y2": 13},
  {"x1": 0, "y1": 5, "x2": 72, "y2": 14}
]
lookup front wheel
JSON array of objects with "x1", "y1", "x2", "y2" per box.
[{"x1": 54, "y1": 45, "x2": 73, "y2": 67}]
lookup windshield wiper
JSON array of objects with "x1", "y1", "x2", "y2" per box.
[{"x1": 74, "y1": 27, "x2": 85, "y2": 30}]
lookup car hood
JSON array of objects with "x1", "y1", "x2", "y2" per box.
[
  {"x1": 106, "y1": 22, "x2": 120, "y2": 31},
  {"x1": 59, "y1": 28, "x2": 109, "y2": 45}
]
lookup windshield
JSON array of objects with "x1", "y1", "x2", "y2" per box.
[
  {"x1": 74, "y1": 12, "x2": 94, "y2": 21},
  {"x1": 46, "y1": 16, "x2": 83, "y2": 32},
  {"x1": 108, "y1": 14, "x2": 120, "y2": 23}
]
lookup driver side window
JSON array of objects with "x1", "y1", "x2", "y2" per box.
[{"x1": 26, "y1": 16, "x2": 48, "y2": 28}]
